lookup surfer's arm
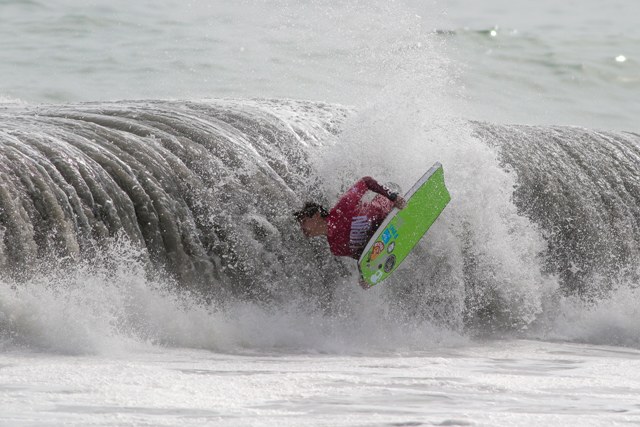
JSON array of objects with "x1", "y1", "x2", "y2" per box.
[
  {"x1": 362, "y1": 176, "x2": 406, "y2": 208},
  {"x1": 333, "y1": 177, "x2": 404, "y2": 215},
  {"x1": 332, "y1": 179, "x2": 370, "y2": 213},
  {"x1": 361, "y1": 176, "x2": 398, "y2": 201}
]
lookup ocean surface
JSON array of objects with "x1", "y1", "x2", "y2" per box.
[{"x1": 1, "y1": 1, "x2": 639, "y2": 426}]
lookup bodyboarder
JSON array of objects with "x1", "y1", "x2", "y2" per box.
[{"x1": 294, "y1": 176, "x2": 406, "y2": 288}]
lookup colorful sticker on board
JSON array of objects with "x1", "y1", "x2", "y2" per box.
[
  {"x1": 381, "y1": 225, "x2": 399, "y2": 244},
  {"x1": 381, "y1": 226, "x2": 397, "y2": 245},
  {"x1": 370, "y1": 242, "x2": 384, "y2": 261},
  {"x1": 371, "y1": 270, "x2": 384, "y2": 284},
  {"x1": 387, "y1": 241, "x2": 395, "y2": 253},
  {"x1": 384, "y1": 255, "x2": 396, "y2": 273}
]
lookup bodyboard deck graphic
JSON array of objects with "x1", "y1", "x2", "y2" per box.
[{"x1": 358, "y1": 162, "x2": 451, "y2": 287}]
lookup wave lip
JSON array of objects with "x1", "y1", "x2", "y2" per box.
[{"x1": 0, "y1": 99, "x2": 350, "y2": 298}]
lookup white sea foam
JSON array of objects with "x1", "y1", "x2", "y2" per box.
[
  {"x1": 536, "y1": 284, "x2": 640, "y2": 348},
  {"x1": 0, "y1": 238, "x2": 466, "y2": 355},
  {"x1": 0, "y1": 95, "x2": 25, "y2": 104}
]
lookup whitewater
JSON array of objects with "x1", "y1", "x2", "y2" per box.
[{"x1": 1, "y1": 1, "x2": 639, "y2": 426}]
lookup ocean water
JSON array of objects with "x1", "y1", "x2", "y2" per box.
[
  {"x1": 1, "y1": 0, "x2": 638, "y2": 130},
  {"x1": 1, "y1": 1, "x2": 640, "y2": 426}
]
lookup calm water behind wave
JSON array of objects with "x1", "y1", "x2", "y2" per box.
[{"x1": 1, "y1": 0, "x2": 638, "y2": 130}]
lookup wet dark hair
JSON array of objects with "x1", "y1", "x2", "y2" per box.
[{"x1": 293, "y1": 202, "x2": 329, "y2": 222}]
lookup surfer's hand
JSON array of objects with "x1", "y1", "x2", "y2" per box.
[
  {"x1": 359, "y1": 277, "x2": 370, "y2": 289},
  {"x1": 394, "y1": 196, "x2": 407, "y2": 209}
]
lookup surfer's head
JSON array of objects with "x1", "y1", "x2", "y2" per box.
[{"x1": 294, "y1": 202, "x2": 329, "y2": 237}]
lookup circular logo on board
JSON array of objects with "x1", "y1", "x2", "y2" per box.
[
  {"x1": 384, "y1": 255, "x2": 396, "y2": 273},
  {"x1": 387, "y1": 242, "x2": 395, "y2": 254}
]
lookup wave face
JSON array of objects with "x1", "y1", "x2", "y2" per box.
[
  {"x1": 1, "y1": 98, "x2": 639, "y2": 348},
  {"x1": 0, "y1": 99, "x2": 351, "y2": 301},
  {"x1": 476, "y1": 123, "x2": 640, "y2": 298}
]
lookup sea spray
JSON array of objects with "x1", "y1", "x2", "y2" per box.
[{"x1": 1, "y1": 98, "x2": 639, "y2": 348}]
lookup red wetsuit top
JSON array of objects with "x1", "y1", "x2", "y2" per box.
[{"x1": 326, "y1": 177, "x2": 397, "y2": 259}]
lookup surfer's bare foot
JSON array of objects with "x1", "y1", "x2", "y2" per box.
[{"x1": 359, "y1": 277, "x2": 370, "y2": 289}]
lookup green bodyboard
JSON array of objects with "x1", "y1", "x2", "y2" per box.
[{"x1": 359, "y1": 162, "x2": 451, "y2": 287}]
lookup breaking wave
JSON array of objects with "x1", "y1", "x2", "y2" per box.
[{"x1": 0, "y1": 98, "x2": 639, "y2": 353}]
